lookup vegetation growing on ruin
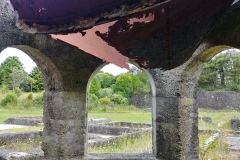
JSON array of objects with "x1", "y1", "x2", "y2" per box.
[
  {"x1": 88, "y1": 130, "x2": 152, "y2": 153},
  {"x1": 198, "y1": 108, "x2": 240, "y2": 131},
  {"x1": 199, "y1": 132, "x2": 230, "y2": 160}
]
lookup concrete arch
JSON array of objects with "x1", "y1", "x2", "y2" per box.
[
  {"x1": 86, "y1": 61, "x2": 157, "y2": 152},
  {"x1": 86, "y1": 62, "x2": 156, "y2": 109},
  {"x1": 3, "y1": 45, "x2": 64, "y2": 91},
  {"x1": 131, "y1": 62, "x2": 157, "y2": 154},
  {"x1": 181, "y1": 45, "x2": 235, "y2": 88},
  {"x1": 174, "y1": 45, "x2": 237, "y2": 159}
]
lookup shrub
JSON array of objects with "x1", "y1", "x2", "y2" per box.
[
  {"x1": 98, "y1": 88, "x2": 113, "y2": 98},
  {"x1": 13, "y1": 88, "x2": 22, "y2": 97},
  {"x1": 0, "y1": 92, "x2": 18, "y2": 106},
  {"x1": 33, "y1": 93, "x2": 43, "y2": 108},
  {"x1": 23, "y1": 101, "x2": 32, "y2": 109},
  {"x1": 226, "y1": 83, "x2": 239, "y2": 91},
  {"x1": 98, "y1": 97, "x2": 111, "y2": 106},
  {"x1": 27, "y1": 93, "x2": 33, "y2": 100},
  {"x1": 89, "y1": 93, "x2": 98, "y2": 107},
  {"x1": 111, "y1": 94, "x2": 128, "y2": 105}
]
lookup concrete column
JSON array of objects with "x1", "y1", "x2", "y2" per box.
[
  {"x1": 150, "y1": 67, "x2": 200, "y2": 160},
  {"x1": 42, "y1": 91, "x2": 87, "y2": 158}
]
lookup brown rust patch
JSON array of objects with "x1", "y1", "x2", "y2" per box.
[{"x1": 95, "y1": 0, "x2": 233, "y2": 69}]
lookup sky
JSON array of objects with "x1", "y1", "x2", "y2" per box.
[{"x1": 0, "y1": 47, "x2": 129, "y2": 75}]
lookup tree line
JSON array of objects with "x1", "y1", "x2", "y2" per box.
[
  {"x1": 198, "y1": 49, "x2": 240, "y2": 91},
  {"x1": 89, "y1": 66, "x2": 151, "y2": 108},
  {"x1": 0, "y1": 56, "x2": 151, "y2": 109},
  {"x1": 0, "y1": 56, "x2": 44, "y2": 92}
]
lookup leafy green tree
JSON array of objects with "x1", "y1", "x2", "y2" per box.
[
  {"x1": 29, "y1": 67, "x2": 44, "y2": 92},
  {"x1": 128, "y1": 66, "x2": 150, "y2": 94},
  {"x1": 198, "y1": 50, "x2": 240, "y2": 91},
  {"x1": 225, "y1": 52, "x2": 240, "y2": 84},
  {"x1": 199, "y1": 59, "x2": 218, "y2": 87},
  {"x1": 214, "y1": 53, "x2": 230, "y2": 86},
  {"x1": 114, "y1": 73, "x2": 140, "y2": 98},
  {"x1": 90, "y1": 77, "x2": 101, "y2": 95},
  {"x1": 98, "y1": 88, "x2": 113, "y2": 98},
  {"x1": 110, "y1": 94, "x2": 128, "y2": 105},
  {"x1": 89, "y1": 93, "x2": 98, "y2": 107},
  {"x1": 0, "y1": 56, "x2": 24, "y2": 86},
  {"x1": 4, "y1": 68, "x2": 27, "y2": 89},
  {"x1": 29, "y1": 78, "x2": 36, "y2": 92},
  {"x1": 95, "y1": 72, "x2": 115, "y2": 88}
]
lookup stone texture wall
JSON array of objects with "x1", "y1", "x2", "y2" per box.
[
  {"x1": 130, "y1": 94, "x2": 152, "y2": 108},
  {"x1": 196, "y1": 91, "x2": 240, "y2": 110},
  {"x1": 132, "y1": 91, "x2": 240, "y2": 110}
]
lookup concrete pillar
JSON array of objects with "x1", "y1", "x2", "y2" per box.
[
  {"x1": 37, "y1": 49, "x2": 102, "y2": 158},
  {"x1": 150, "y1": 66, "x2": 201, "y2": 160},
  {"x1": 42, "y1": 91, "x2": 87, "y2": 158}
]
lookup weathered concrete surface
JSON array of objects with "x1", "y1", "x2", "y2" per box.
[
  {"x1": 0, "y1": 131, "x2": 42, "y2": 144},
  {"x1": 0, "y1": 121, "x2": 152, "y2": 160},
  {"x1": 225, "y1": 137, "x2": 240, "y2": 151},
  {"x1": 148, "y1": 43, "x2": 209, "y2": 160},
  {"x1": 196, "y1": 91, "x2": 240, "y2": 110},
  {"x1": 133, "y1": 91, "x2": 240, "y2": 110},
  {"x1": 1, "y1": 0, "x2": 240, "y2": 159},
  {"x1": 150, "y1": 68, "x2": 199, "y2": 160},
  {"x1": 130, "y1": 94, "x2": 152, "y2": 108},
  {"x1": 0, "y1": 1, "x2": 103, "y2": 159},
  {"x1": 5, "y1": 117, "x2": 42, "y2": 126}
]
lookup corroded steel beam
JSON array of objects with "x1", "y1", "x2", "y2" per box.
[
  {"x1": 10, "y1": 0, "x2": 168, "y2": 34},
  {"x1": 10, "y1": 0, "x2": 235, "y2": 69}
]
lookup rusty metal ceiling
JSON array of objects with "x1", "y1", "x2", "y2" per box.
[
  {"x1": 10, "y1": 0, "x2": 235, "y2": 70},
  {"x1": 10, "y1": 0, "x2": 167, "y2": 33}
]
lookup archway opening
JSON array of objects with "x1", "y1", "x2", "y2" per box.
[
  {"x1": 0, "y1": 47, "x2": 45, "y2": 153},
  {"x1": 87, "y1": 62, "x2": 155, "y2": 154},
  {"x1": 197, "y1": 48, "x2": 240, "y2": 159}
]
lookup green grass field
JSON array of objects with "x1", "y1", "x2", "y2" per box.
[
  {"x1": 0, "y1": 108, "x2": 151, "y2": 124},
  {"x1": 0, "y1": 108, "x2": 43, "y2": 124}
]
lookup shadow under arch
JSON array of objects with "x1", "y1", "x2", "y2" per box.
[
  {"x1": 86, "y1": 61, "x2": 157, "y2": 152},
  {"x1": 9, "y1": 45, "x2": 64, "y2": 92}
]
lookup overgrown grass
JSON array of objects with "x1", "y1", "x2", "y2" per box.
[
  {"x1": 199, "y1": 133, "x2": 230, "y2": 160},
  {"x1": 198, "y1": 108, "x2": 240, "y2": 131},
  {"x1": 88, "y1": 130, "x2": 152, "y2": 153},
  {"x1": 0, "y1": 137, "x2": 42, "y2": 151},
  {"x1": 198, "y1": 108, "x2": 240, "y2": 159},
  {"x1": 0, "y1": 92, "x2": 43, "y2": 109}
]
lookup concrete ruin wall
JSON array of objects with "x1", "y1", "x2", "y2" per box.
[
  {"x1": 130, "y1": 94, "x2": 152, "y2": 108},
  {"x1": 196, "y1": 91, "x2": 240, "y2": 110},
  {"x1": 131, "y1": 91, "x2": 240, "y2": 110}
]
